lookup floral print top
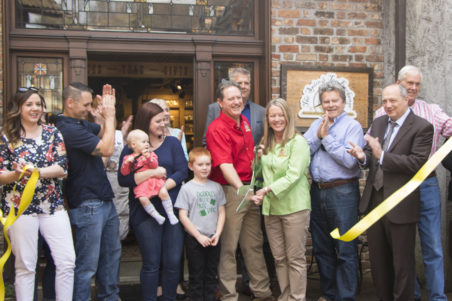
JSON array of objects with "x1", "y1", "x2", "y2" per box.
[{"x1": 0, "y1": 125, "x2": 67, "y2": 215}]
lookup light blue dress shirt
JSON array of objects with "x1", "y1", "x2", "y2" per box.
[{"x1": 304, "y1": 112, "x2": 365, "y2": 182}]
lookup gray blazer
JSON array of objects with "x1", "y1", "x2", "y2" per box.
[{"x1": 202, "y1": 101, "x2": 265, "y2": 146}]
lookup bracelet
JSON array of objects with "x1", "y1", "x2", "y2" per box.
[{"x1": 263, "y1": 187, "x2": 269, "y2": 194}]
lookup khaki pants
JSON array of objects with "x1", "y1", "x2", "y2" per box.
[
  {"x1": 218, "y1": 185, "x2": 272, "y2": 301},
  {"x1": 265, "y1": 210, "x2": 310, "y2": 301}
]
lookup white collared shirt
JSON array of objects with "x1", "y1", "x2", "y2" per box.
[{"x1": 380, "y1": 108, "x2": 411, "y2": 164}]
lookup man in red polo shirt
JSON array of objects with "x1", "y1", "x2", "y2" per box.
[{"x1": 206, "y1": 80, "x2": 273, "y2": 301}]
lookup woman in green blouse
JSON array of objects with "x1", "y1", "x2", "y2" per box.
[{"x1": 251, "y1": 98, "x2": 311, "y2": 301}]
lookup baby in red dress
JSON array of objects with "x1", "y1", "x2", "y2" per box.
[{"x1": 121, "y1": 129, "x2": 178, "y2": 225}]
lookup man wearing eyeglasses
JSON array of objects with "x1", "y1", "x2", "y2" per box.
[
  {"x1": 304, "y1": 81, "x2": 365, "y2": 301},
  {"x1": 55, "y1": 82, "x2": 121, "y2": 301}
]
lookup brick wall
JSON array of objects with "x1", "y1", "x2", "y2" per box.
[
  {"x1": 271, "y1": 0, "x2": 385, "y2": 107},
  {"x1": 271, "y1": 0, "x2": 384, "y2": 275}
]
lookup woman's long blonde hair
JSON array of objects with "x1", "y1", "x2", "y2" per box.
[{"x1": 261, "y1": 98, "x2": 297, "y2": 154}]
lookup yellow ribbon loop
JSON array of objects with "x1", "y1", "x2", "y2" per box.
[
  {"x1": 331, "y1": 138, "x2": 452, "y2": 242},
  {"x1": 0, "y1": 165, "x2": 39, "y2": 301}
]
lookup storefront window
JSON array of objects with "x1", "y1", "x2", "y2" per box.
[
  {"x1": 15, "y1": 0, "x2": 254, "y2": 36},
  {"x1": 17, "y1": 57, "x2": 64, "y2": 114}
]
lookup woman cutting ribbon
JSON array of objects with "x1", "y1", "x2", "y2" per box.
[
  {"x1": 0, "y1": 87, "x2": 75, "y2": 300},
  {"x1": 250, "y1": 98, "x2": 311, "y2": 301}
]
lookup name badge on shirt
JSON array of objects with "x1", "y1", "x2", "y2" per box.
[
  {"x1": 244, "y1": 123, "x2": 251, "y2": 132},
  {"x1": 278, "y1": 148, "x2": 289, "y2": 157}
]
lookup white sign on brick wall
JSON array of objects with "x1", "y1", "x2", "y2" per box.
[{"x1": 299, "y1": 73, "x2": 357, "y2": 119}]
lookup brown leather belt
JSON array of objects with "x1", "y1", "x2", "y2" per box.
[
  {"x1": 427, "y1": 171, "x2": 436, "y2": 179},
  {"x1": 315, "y1": 178, "x2": 358, "y2": 190}
]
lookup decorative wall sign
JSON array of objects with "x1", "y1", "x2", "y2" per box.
[
  {"x1": 88, "y1": 61, "x2": 193, "y2": 78},
  {"x1": 281, "y1": 65, "x2": 373, "y2": 130}
]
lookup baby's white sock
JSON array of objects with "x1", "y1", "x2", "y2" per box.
[
  {"x1": 162, "y1": 199, "x2": 179, "y2": 225},
  {"x1": 144, "y1": 204, "x2": 165, "y2": 225}
]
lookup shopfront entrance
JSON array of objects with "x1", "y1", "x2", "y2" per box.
[{"x1": 88, "y1": 58, "x2": 195, "y2": 150}]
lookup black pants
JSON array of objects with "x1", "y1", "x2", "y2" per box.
[{"x1": 185, "y1": 233, "x2": 220, "y2": 301}]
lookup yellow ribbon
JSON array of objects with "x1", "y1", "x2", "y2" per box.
[
  {"x1": 331, "y1": 138, "x2": 452, "y2": 242},
  {"x1": 0, "y1": 165, "x2": 39, "y2": 301}
]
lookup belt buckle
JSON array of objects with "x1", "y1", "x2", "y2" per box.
[{"x1": 317, "y1": 182, "x2": 327, "y2": 189}]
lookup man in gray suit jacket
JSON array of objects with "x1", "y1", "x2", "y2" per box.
[
  {"x1": 203, "y1": 67, "x2": 265, "y2": 146},
  {"x1": 348, "y1": 84, "x2": 433, "y2": 301}
]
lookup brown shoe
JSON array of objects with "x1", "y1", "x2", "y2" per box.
[{"x1": 317, "y1": 297, "x2": 328, "y2": 301}]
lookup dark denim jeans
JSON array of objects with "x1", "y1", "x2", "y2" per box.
[
  {"x1": 310, "y1": 181, "x2": 359, "y2": 301},
  {"x1": 133, "y1": 214, "x2": 184, "y2": 301},
  {"x1": 69, "y1": 199, "x2": 121, "y2": 301},
  {"x1": 185, "y1": 233, "x2": 220, "y2": 301}
]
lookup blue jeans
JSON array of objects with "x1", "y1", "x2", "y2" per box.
[
  {"x1": 414, "y1": 176, "x2": 447, "y2": 300},
  {"x1": 310, "y1": 181, "x2": 359, "y2": 301},
  {"x1": 69, "y1": 200, "x2": 121, "y2": 301},
  {"x1": 133, "y1": 214, "x2": 184, "y2": 301}
]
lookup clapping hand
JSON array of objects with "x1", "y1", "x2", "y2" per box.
[
  {"x1": 317, "y1": 113, "x2": 330, "y2": 139},
  {"x1": 100, "y1": 84, "x2": 116, "y2": 120},
  {"x1": 347, "y1": 141, "x2": 365, "y2": 162},
  {"x1": 121, "y1": 115, "x2": 133, "y2": 141},
  {"x1": 364, "y1": 135, "x2": 383, "y2": 160}
]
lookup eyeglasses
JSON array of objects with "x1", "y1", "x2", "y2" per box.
[{"x1": 17, "y1": 87, "x2": 39, "y2": 93}]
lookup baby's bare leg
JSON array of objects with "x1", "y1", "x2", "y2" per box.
[
  {"x1": 159, "y1": 187, "x2": 179, "y2": 225},
  {"x1": 158, "y1": 186, "x2": 170, "y2": 200},
  {"x1": 138, "y1": 196, "x2": 151, "y2": 208},
  {"x1": 139, "y1": 196, "x2": 165, "y2": 225}
]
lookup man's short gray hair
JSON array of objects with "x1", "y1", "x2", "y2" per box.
[
  {"x1": 398, "y1": 65, "x2": 423, "y2": 81},
  {"x1": 228, "y1": 67, "x2": 251, "y2": 81},
  {"x1": 318, "y1": 80, "x2": 346, "y2": 103}
]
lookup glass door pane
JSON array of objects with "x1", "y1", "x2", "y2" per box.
[
  {"x1": 213, "y1": 61, "x2": 254, "y2": 101},
  {"x1": 17, "y1": 57, "x2": 64, "y2": 114}
]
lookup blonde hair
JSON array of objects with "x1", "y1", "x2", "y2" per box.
[
  {"x1": 261, "y1": 98, "x2": 297, "y2": 154},
  {"x1": 188, "y1": 147, "x2": 211, "y2": 164},
  {"x1": 126, "y1": 129, "x2": 149, "y2": 146}
]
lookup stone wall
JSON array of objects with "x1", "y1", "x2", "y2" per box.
[
  {"x1": 271, "y1": 0, "x2": 385, "y2": 107},
  {"x1": 404, "y1": 0, "x2": 452, "y2": 290}
]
